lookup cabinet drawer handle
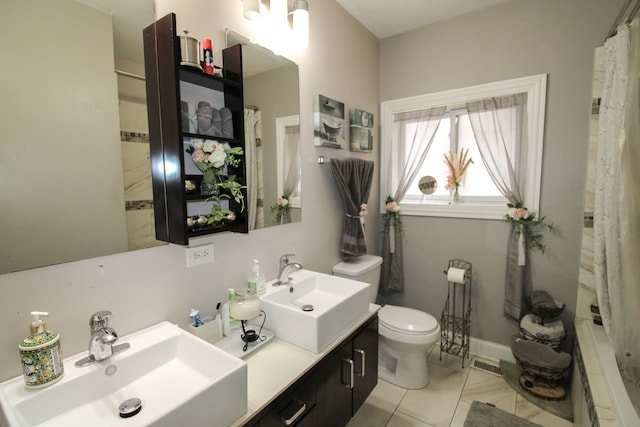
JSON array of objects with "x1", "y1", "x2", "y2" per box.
[
  {"x1": 281, "y1": 399, "x2": 306, "y2": 426},
  {"x1": 343, "y1": 358, "x2": 354, "y2": 389},
  {"x1": 354, "y1": 348, "x2": 365, "y2": 377}
]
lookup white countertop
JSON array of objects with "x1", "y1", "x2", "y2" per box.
[{"x1": 229, "y1": 303, "x2": 380, "y2": 426}]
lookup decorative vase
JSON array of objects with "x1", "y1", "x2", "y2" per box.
[
  {"x1": 200, "y1": 177, "x2": 217, "y2": 195},
  {"x1": 449, "y1": 187, "x2": 460, "y2": 204}
]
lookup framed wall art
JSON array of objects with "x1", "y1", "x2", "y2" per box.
[
  {"x1": 349, "y1": 108, "x2": 374, "y2": 152},
  {"x1": 313, "y1": 94, "x2": 345, "y2": 149}
]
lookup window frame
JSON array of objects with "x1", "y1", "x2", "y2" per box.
[
  {"x1": 275, "y1": 115, "x2": 301, "y2": 208},
  {"x1": 380, "y1": 74, "x2": 547, "y2": 220}
]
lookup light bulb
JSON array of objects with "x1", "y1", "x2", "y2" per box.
[
  {"x1": 243, "y1": 0, "x2": 261, "y2": 21},
  {"x1": 270, "y1": 0, "x2": 288, "y2": 29},
  {"x1": 292, "y1": 0, "x2": 309, "y2": 49}
]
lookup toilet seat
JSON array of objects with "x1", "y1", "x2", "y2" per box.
[
  {"x1": 379, "y1": 305, "x2": 440, "y2": 344},
  {"x1": 379, "y1": 305, "x2": 439, "y2": 334}
]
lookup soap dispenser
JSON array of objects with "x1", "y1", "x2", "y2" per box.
[
  {"x1": 19, "y1": 311, "x2": 64, "y2": 388},
  {"x1": 247, "y1": 259, "x2": 266, "y2": 295}
]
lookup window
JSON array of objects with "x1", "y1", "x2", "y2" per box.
[
  {"x1": 276, "y1": 115, "x2": 301, "y2": 208},
  {"x1": 380, "y1": 74, "x2": 547, "y2": 220}
]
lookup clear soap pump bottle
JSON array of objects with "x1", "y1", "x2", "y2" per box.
[
  {"x1": 248, "y1": 259, "x2": 266, "y2": 295},
  {"x1": 19, "y1": 311, "x2": 64, "y2": 388}
]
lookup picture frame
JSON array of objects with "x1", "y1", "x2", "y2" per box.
[
  {"x1": 349, "y1": 108, "x2": 374, "y2": 152},
  {"x1": 313, "y1": 94, "x2": 346, "y2": 149}
]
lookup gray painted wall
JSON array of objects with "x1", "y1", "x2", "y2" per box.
[
  {"x1": 0, "y1": 0, "x2": 622, "y2": 383},
  {"x1": 378, "y1": 0, "x2": 623, "y2": 348},
  {"x1": 0, "y1": 0, "x2": 380, "y2": 382}
]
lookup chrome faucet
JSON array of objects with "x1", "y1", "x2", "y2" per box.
[
  {"x1": 75, "y1": 311, "x2": 130, "y2": 367},
  {"x1": 278, "y1": 254, "x2": 294, "y2": 279},
  {"x1": 274, "y1": 254, "x2": 303, "y2": 286}
]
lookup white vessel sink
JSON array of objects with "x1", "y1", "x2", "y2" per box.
[
  {"x1": 0, "y1": 321, "x2": 247, "y2": 427},
  {"x1": 261, "y1": 270, "x2": 370, "y2": 353}
]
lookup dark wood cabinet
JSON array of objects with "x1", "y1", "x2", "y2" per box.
[
  {"x1": 246, "y1": 315, "x2": 378, "y2": 426},
  {"x1": 258, "y1": 374, "x2": 317, "y2": 427},
  {"x1": 316, "y1": 315, "x2": 378, "y2": 425},
  {"x1": 143, "y1": 13, "x2": 248, "y2": 245},
  {"x1": 352, "y1": 316, "x2": 379, "y2": 414}
]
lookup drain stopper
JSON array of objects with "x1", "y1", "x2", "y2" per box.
[{"x1": 119, "y1": 397, "x2": 142, "y2": 418}]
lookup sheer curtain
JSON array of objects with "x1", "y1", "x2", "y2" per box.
[
  {"x1": 281, "y1": 125, "x2": 301, "y2": 224},
  {"x1": 595, "y1": 20, "x2": 640, "y2": 371},
  {"x1": 379, "y1": 106, "x2": 445, "y2": 296},
  {"x1": 466, "y1": 94, "x2": 528, "y2": 319},
  {"x1": 245, "y1": 108, "x2": 264, "y2": 230}
]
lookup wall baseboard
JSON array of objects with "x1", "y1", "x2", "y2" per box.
[{"x1": 469, "y1": 337, "x2": 515, "y2": 364}]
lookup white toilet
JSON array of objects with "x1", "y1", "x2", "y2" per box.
[{"x1": 332, "y1": 255, "x2": 441, "y2": 390}]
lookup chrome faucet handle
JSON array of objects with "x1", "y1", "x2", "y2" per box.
[
  {"x1": 278, "y1": 254, "x2": 295, "y2": 277},
  {"x1": 90, "y1": 310, "x2": 112, "y2": 331},
  {"x1": 280, "y1": 254, "x2": 295, "y2": 266}
]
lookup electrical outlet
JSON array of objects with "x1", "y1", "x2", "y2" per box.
[{"x1": 186, "y1": 244, "x2": 214, "y2": 267}]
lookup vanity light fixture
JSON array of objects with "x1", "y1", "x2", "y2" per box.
[
  {"x1": 243, "y1": 0, "x2": 261, "y2": 20},
  {"x1": 242, "y1": 0, "x2": 309, "y2": 49},
  {"x1": 291, "y1": 0, "x2": 309, "y2": 48}
]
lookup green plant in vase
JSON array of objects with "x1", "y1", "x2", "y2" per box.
[
  {"x1": 206, "y1": 194, "x2": 236, "y2": 225},
  {"x1": 215, "y1": 174, "x2": 246, "y2": 213}
]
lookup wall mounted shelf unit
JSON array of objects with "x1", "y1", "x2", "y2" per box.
[{"x1": 143, "y1": 13, "x2": 247, "y2": 245}]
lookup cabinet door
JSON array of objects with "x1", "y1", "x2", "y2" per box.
[
  {"x1": 315, "y1": 341, "x2": 352, "y2": 426},
  {"x1": 352, "y1": 316, "x2": 378, "y2": 414}
]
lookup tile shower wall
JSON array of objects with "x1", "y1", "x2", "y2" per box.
[{"x1": 119, "y1": 100, "x2": 163, "y2": 251}]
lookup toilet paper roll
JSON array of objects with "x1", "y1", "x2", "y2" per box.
[{"x1": 447, "y1": 267, "x2": 466, "y2": 284}]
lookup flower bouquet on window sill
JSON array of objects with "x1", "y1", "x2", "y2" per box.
[
  {"x1": 444, "y1": 148, "x2": 474, "y2": 203},
  {"x1": 503, "y1": 203, "x2": 556, "y2": 254},
  {"x1": 271, "y1": 195, "x2": 290, "y2": 225}
]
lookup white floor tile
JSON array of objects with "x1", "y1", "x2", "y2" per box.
[
  {"x1": 459, "y1": 369, "x2": 517, "y2": 413},
  {"x1": 515, "y1": 396, "x2": 574, "y2": 427},
  {"x1": 352, "y1": 356, "x2": 574, "y2": 427},
  {"x1": 448, "y1": 400, "x2": 471, "y2": 427},
  {"x1": 386, "y1": 411, "x2": 435, "y2": 427},
  {"x1": 396, "y1": 364, "x2": 467, "y2": 425},
  {"x1": 348, "y1": 380, "x2": 407, "y2": 427}
]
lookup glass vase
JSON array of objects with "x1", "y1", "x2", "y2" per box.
[
  {"x1": 449, "y1": 187, "x2": 460, "y2": 204},
  {"x1": 200, "y1": 177, "x2": 218, "y2": 195}
]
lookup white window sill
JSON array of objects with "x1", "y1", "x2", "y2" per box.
[{"x1": 399, "y1": 201, "x2": 507, "y2": 220}]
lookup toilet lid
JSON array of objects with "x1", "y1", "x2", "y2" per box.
[{"x1": 379, "y1": 305, "x2": 439, "y2": 335}]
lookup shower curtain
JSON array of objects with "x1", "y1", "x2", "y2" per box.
[{"x1": 594, "y1": 19, "x2": 640, "y2": 372}]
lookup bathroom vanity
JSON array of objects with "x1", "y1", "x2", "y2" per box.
[{"x1": 230, "y1": 306, "x2": 379, "y2": 426}]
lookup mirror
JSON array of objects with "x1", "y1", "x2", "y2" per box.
[
  {"x1": 0, "y1": 0, "x2": 158, "y2": 274},
  {"x1": 225, "y1": 30, "x2": 302, "y2": 229}
]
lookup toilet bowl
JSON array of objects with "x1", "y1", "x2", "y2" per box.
[
  {"x1": 332, "y1": 255, "x2": 441, "y2": 389},
  {"x1": 378, "y1": 305, "x2": 440, "y2": 389}
]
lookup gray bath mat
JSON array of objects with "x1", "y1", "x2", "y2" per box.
[{"x1": 463, "y1": 401, "x2": 543, "y2": 427}]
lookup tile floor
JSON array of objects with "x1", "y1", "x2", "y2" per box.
[{"x1": 347, "y1": 348, "x2": 574, "y2": 427}]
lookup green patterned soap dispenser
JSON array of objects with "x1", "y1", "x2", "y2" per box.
[{"x1": 19, "y1": 311, "x2": 64, "y2": 388}]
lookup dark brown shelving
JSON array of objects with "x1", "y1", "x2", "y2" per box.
[{"x1": 144, "y1": 13, "x2": 247, "y2": 245}]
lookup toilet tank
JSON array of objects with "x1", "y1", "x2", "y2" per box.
[{"x1": 332, "y1": 255, "x2": 383, "y2": 303}]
